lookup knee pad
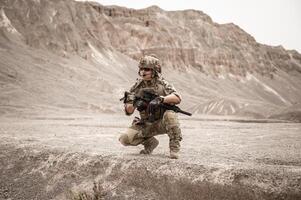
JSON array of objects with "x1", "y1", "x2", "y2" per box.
[
  {"x1": 167, "y1": 126, "x2": 182, "y2": 141},
  {"x1": 119, "y1": 134, "x2": 130, "y2": 146}
]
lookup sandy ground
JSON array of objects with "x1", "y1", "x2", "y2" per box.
[{"x1": 0, "y1": 113, "x2": 301, "y2": 199}]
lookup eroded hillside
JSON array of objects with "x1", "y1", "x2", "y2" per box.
[{"x1": 0, "y1": 0, "x2": 301, "y2": 120}]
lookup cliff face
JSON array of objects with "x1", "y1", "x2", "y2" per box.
[
  {"x1": 0, "y1": 0, "x2": 301, "y2": 119},
  {"x1": 2, "y1": 0, "x2": 301, "y2": 75},
  {"x1": 95, "y1": 4, "x2": 301, "y2": 77}
]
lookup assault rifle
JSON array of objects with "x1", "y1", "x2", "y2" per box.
[{"x1": 120, "y1": 89, "x2": 192, "y2": 116}]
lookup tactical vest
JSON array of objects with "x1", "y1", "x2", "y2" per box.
[{"x1": 131, "y1": 78, "x2": 167, "y2": 121}]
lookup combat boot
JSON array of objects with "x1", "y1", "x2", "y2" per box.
[
  {"x1": 140, "y1": 137, "x2": 159, "y2": 154},
  {"x1": 169, "y1": 150, "x2": 179, "y2": 159}
]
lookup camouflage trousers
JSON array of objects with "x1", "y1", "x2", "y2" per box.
[{"x1": 119, "y1": 110, "x2": 182, "y2": 152}]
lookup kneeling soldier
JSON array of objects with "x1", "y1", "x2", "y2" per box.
[{"x1": 119, "y1": 55, "x2": 182, "y2": 159}]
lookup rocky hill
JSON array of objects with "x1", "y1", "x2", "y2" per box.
[{"x1": 1, "y1": 0, "x2": 301, "y2": 120}]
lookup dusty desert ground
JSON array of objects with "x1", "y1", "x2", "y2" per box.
[{"x1": 0, "y1": 113, "x2": 300, "y2": 199}]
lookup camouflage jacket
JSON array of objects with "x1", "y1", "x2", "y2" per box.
[{"x1": 126, "y1": 77, "x2": 181, "y2": 120}]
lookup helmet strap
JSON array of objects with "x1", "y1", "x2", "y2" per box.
[{"x1": 151, "y1": 70, "x2": 157, "y2": 78}]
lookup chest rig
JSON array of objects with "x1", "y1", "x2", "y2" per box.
[{"x1": 135, "y1": 79, "x2": 166, "y2": 121}]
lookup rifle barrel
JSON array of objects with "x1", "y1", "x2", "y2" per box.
[
  {"x1": 161, "y1": 104, "x2": 192, "y2": 116},
  {"x1": 178, "y1": 110, "x2": 192, "y2": 116}
]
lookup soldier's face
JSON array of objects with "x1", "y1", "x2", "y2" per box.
[{"x1": 140, "y1": 68, "x2": 153, "y2": 80}]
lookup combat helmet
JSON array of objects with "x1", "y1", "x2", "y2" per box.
[{"x1": 138, "y1": 54, "x2": 161, "y2": 75}]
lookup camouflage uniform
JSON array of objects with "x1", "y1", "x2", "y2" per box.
[{"x1": 119, "y1": 77, "x2": 182, "y2": 156}]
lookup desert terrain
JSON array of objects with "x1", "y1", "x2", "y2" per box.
[
  {"x1": 1, "y1": 113, "x2": 301, "y2": 199},
  {"x1": 1, "y1": 0, "x2": 301, "y2": 199}
]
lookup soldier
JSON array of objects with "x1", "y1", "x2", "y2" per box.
[{"x1": 119, "y1": 55, "x2": 182, "y2": 159}]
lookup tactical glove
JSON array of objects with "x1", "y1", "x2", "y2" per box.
[
  {"x1": 148, "y1": 97, "x2": 164, "y2": 114},
  {"x1": 134, "y1": 99, "x2": 147, "y2": 111}
]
